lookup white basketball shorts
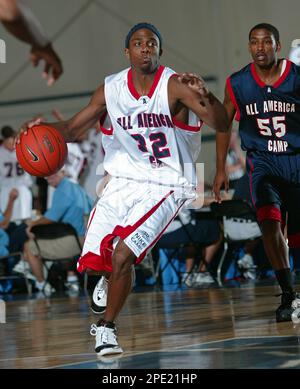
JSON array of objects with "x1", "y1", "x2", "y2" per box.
[{"x1": 77, "y1": 177, "x2": 187, "y2": 273}]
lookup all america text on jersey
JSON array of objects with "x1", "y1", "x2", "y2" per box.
[
  {"x1": 246, "y1": 100, "x2": 296, "y2": 116},
  {"x1": 117, "y1": 113, "x2": 173, "y2": 130}
]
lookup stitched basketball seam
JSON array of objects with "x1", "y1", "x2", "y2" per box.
[
  {"x1": 31, "y1": 126, "x2": 52, "y2": 172},
  {"x1": 44, "y1": 125, "x2": 64, "y2": 167}
]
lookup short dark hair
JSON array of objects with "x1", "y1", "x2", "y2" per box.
[
  {"x1": 249, "y1": 23, "x2": 280, "y2": 43},
  {"x1": 125, "y1": 22, "x2": 162, "y2": 50},
  {"x1": 1, "y1": 125, "x2": 16, "y2": 139}
]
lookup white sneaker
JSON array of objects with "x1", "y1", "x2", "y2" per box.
[
  {"x1": 237, "y1": 254, "x2": 256, "y2": 269},
  {"x1": 291, "y1": 297, "x2": 300, "y2": 323},
  {"x1": 243, "y1": 269, "x2": 256, "y2": 280},
  {"x1": 44, "y1": 282, "x2": 54, "y2": 296},
  {"x1": 12, "y1": 260, "x2": 36, "y2": 281},
  {"x1": 13, "y1": 260, "x2": 29, "y2": 273},
  {"x1": 182, "y1": 272, "x2": 195, "y2": 287},
  {"x1": 193, "y1": 272, "x2": 215, "y2": 286},
  {"x1": 35, "y1": 281, "x2": 54, "y2": 297},
  {"x1": 91, "y1": 277, "x2": 108, "y2": 314},
  {"x1": 65, "y1": 281, "x2": 80, "y2": 296},
  {"x1": 238, "y1": 254, "x2": 257, "y2": 280},
  {"x1": 90, "y1": 324, "x2": 123, "y2": 356}
]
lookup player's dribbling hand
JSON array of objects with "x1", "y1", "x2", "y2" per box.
[
  {"x1": 178, "y1": 72, "x2": 210, "y2": 97},
  {"x1": 213, "y1": 170, "x2": 229, "y2": 203},
  {"x1": 15, "y1": 117, "x2": 43, "y2": 146}
]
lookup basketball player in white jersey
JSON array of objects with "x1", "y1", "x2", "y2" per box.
[
  {"x1": 0, "y1": 126, "x2": 33, "y2": 221},
  {"x1": 46, "y1": 109, "x2": 86, "y2": 208},
  {"x1": 289, "y1": 39, "x2": 300, "y2": 66},
  {"x1": 80, "y1": 114, "x2": 110, "y2": 201},
  {"x1": 20, "y1": 23, "x2": 229, "y2": 356},
  {"x1": 51, "y1": 109, "x2": 86, "y2": 184}
]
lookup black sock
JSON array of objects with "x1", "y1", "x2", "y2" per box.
[
  {"x1": 97, "y1": 318, "x2": 115, "y2": 328},
  {"x1": 275, "y1": 268, "x2": 294, "y2": 294}
]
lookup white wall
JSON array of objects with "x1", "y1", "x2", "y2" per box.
[{"x1": 1, "y1": 0, "x2": 299, "y2": 183}]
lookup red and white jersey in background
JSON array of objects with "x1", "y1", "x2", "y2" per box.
[
  {"x1": 81, "y1": 129, "x2": 105, "y2": 201},
  {"x1": 0, "y1": 145, "x2": 33, "y2": 221},
  {"x1": 103, "y1": 65, "x2": 202, "y2": 198},
  {"x1": 47, "y1": 142, "x2": 85, "y2": 209},
  {"x1": 65, "y1": 142, "x2": 85, "y2": 183}
]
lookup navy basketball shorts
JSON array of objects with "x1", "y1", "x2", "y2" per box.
[{"x1": 246, "y1": 151, "x2": 300, "y2": 248}]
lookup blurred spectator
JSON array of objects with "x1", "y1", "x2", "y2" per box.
[
  {"x1": 52, "y1": 109, "x2": 86, "y2": 183},
  {"x1": 0, "y1": 188, "x2": 19, "y2": 230},
  {"x1": 0, "y1": 125, "x2": 33, "y2": 221},
  {"x1": 80, "y1": 112, "x2": 111, "y2": 200},
  {"x1": 226, "y1": 130, "x2": 246, "y2": 190},
  {"x1": 289, "y1": 39, "x2": 300, "y2": 66},
  {"x1": 0, "y1": 226, "x2": 9, "y2": 257},
  {"x1": 0, "y1": 188, "x2": 29, "y2": 292},
  {"x1": 81, "y1": 128, "x2": 105, "y2": 201},
  {"x1": 47, "y1": 109, "x2": 86, "y2": 209},
  {"x1": 23, "y1": 169, "x2": 93, "y2": 295},
  {"x1": 157, "y1": 207, "x2": 222, "y2": 287}
]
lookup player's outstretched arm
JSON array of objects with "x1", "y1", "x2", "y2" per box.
[
  {"x1": 169, "y1": 74, "x2": 229, "y2": 131},
  {"x1": 0, "y1": 0, "x2": 62, "y2": 85},
  {"x1": 62, "y1": 85, "x2": 106, "y2": 141},
  {"x1": 17, "y1": 85, "x2": 106, "y2": 143}
]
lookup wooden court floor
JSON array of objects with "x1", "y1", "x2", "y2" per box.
[{"x1": 1, "y1": 281, "x2": 300, "y2": 369}]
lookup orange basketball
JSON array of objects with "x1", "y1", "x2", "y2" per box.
[{"x1": 16, "y1": 124, "x2": 68, "y2": 177}]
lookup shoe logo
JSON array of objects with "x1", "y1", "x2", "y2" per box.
[
  {"x1": 97, "y1": 291, "x2": 105, "y2": 301},
  {"x1": 26, "y1": 145, "x2": 39, "y2": 162}
]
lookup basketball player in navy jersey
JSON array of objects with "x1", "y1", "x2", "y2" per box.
[
  {"x1": 19, "y1": 23, "x2": 228, "y2": 355},
  {"x1": 213, "y1": 23, "x2": 300, "y2": 322}
]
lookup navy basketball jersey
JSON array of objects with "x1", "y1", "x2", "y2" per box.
[{"x1": 227, "y1": 59, "x2": 300, "y2": 154}]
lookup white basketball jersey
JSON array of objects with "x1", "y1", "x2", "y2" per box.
[
  {"x1": 0, "y1": 145, "x2": 33, "y2": 221},
  {"x1": 103, "y1": 66, "x2": 202, "y2": 194},
  {"x1": 65, "y1": 142, "x2": 85, "y2": 183},
  {"x1": 81, "y1": 127, "x2": 105, "y2": 200},
  {"x1": 46, "y1": 143, "x2": 85, "y2": 209},
  {"x1": 289, "y1": 45, "x2": 300, "y2": 66},
  {"x1": 0, "y1": 146, "x2": 32, "y2": 188}
]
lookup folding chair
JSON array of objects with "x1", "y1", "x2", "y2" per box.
[
  {"x1": 155, "y1": 213, "x2": 219, "y2": 285},
  {"x1": 210, "y1": 199, "x2": 262, "y2": 286},
  {"x1": 31, "y1": 223, "x2": 83, "y2": 292}
]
